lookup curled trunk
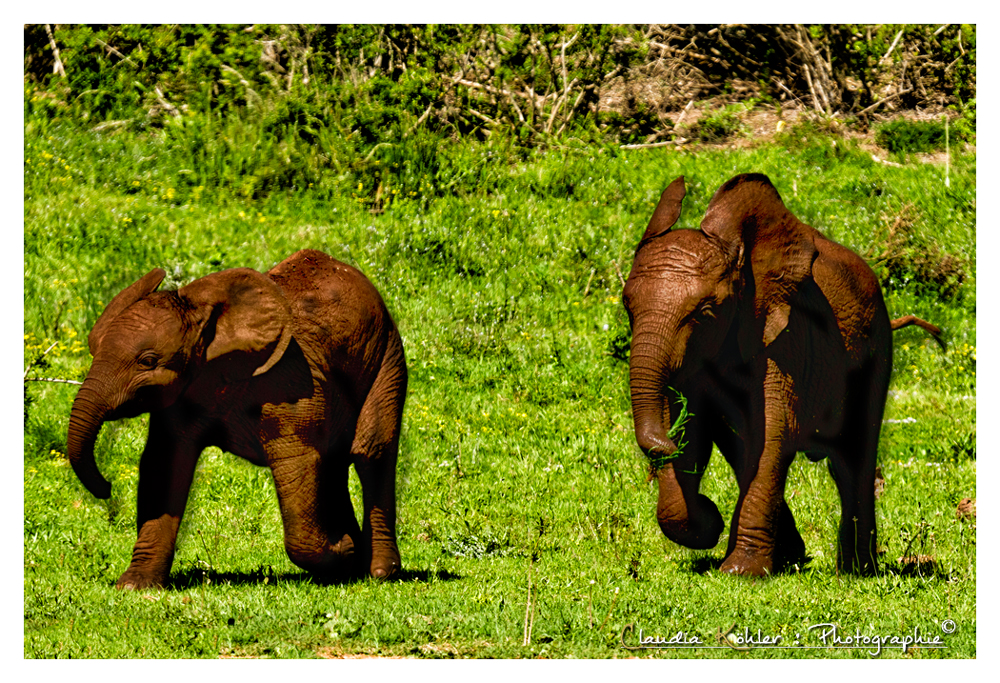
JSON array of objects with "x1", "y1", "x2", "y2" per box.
[
  {"x1": 66, "y1": 381, "x2": 113, "y2": 499},
  {"x1": 629, "y1": 324, "x2": 723, "y2": 549},
  {"x1": 628, "y1": 327, "x2": 679, "y2": 461}
]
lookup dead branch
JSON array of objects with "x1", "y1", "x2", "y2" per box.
[
  {"x1": 545, "y1": 77, "x2": 579, "y2": 134},
  {"x1": 620, "y1": 141, "x2": 676, "y2": 150},
  {"x1": 870, "y1": 154, "x2": 904, "y2": 168},
  {"x1": 404, "y1": 102, "x2": 435, "y2": 137},
  {"x1": 879, "y1": 29, "x2": 905, "y2": 65},
  {"x1": 452, "y1": 76, "x2": 546, "y2": 109},
  {"x1": 555, "y1": 89, "x2": 587, "y2": 136},
  {"x1": 674, "y1": 100, "x2": 694, "y2": 126},
  {"x1": 94, "y1": 38, "x2": 137, "y2": 68},
  {"x1": 91, "y1": 119, "x2": 132, "y2": 132},
  {"x1": 467, "y1": 107, "x2": 497, "y2": 124},
  {"x1": 44, "y1": 24, "x2": 66, "y2": 79},
  {"x1": 153, "y1": 87, "x2": 182, "y2": 117},
  {"x1": 24, "y1": 377, "x2": 83, "y2": 386},
  {"x1": 801, "y1": 61, "x2": 823, "y2": 113},
  {"x1": 612, "y1": 260, "x2": 626, "y2": 287},
  {"x1": 508, "y1": 92, "x2": 526, "y2": 124},
  {"x1": 25, "y1": 341, "x2": 59, "y2": 379},
  {"x1": 856, "y1": 88, "x2": 912, "y2": 116},
  {"x1": 796, "y1": 26, "x2": 833, "y2": 112}
]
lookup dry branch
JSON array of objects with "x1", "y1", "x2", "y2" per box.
[
  {"x1": 91, "y1": 119, "x2": 132, "y2": 132},
  {"x1": 879, "y1": 29, "x2": 905, "y2": 65},
  {"x1": 153, "y1": 87, "x2": 181, "y2": 117},
  {"x1": 453, "y1": 76, "x2": 546, "y2": 109},
  {"x1": 404, "y1": 102, "x2": 435, "y2": 137},
  {"x1": 620, "y1": 141, "x2": 676, "y2": 150},
  {"x1": 94, "y1": 38, "x2": 137, "y2": 68},
  {"x1": 24, "y1": 377, "x2": 83, "y2": 386},
  {"x1": 44, "y1": 24, "x2": 66, "y2": 79},
  {"x1": 220, "y1": 64, "x2": 262, "y2": 107},
  {"x1": 856, "y1": 88, "x2": 913, "y2": 116}
]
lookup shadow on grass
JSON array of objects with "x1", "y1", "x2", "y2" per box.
[
  {"x1": 879, "y1": 557, "x2": 951, "y2": 581},
  {"x1": 679, "y1": 555, "x2": 724, "y2": 574},
  {"x1": 165, "y1": 564, "x2": 461, "y2": 589},
  {"x1": 676, "y1": 553, "x2": 815, "y2": 576}
]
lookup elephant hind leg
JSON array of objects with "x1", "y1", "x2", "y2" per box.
[
  {"x1": 352, "y1": 331, "x2": 407, "y2": 580},
  {"x1": 829, "y1": 360, "x2": 888, "y2": 575},
  {"x1": 773, "y1": 499, "x2": 807, "y2": 570}
]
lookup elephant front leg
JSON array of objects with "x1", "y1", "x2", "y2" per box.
[
  {"x1": 719, "y1": 446, "x2": 797, "y2": 577},
  {"x1": 720, "y1": 370, "x2": 800, "y2": 577},
  {"x1": 828, "y1": 437, "x2": 879, "y2": 575},
  {"x1": 118, "y1": 415, "x2": 200, "y2": 590},
  {"x1": 269, "y1": 440, "x2": 363, "y2": 580},
  {"x1": 712, "y1": 408, "x2": 806, "y2": 572}
]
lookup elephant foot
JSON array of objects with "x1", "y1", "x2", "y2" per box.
[
  {"x1": 116, "y1": 567, "x2": 167, "y2": 591},
  {"x1": 837, "y1": 521, "x2": 878, "y2": 575},
  {"x1": 368, "y1": 543, "x2": 401, "y2": 580},
  {"x1": 370, "y1": 559, "x2": 400, "y2": 580},
  {"x1": 287, "y1": 532, "x2": 363, "y2": 581},
  {"x1": 774, "y1": 539, "x2": 808, "y2": 572},
  {"x1": 719, "y1": 547, "x2": 774, "y2": 577},
  {"x1": 837, "y1": 551, "x2": 878, "y2": 576},
  {"x1": 774, "y1": 516, "x2": 807, "y2": 570}
]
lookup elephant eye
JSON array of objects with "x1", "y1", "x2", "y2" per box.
[
  {"x1": 136, "y1": 353, "x2": 159, "y2": 370},
  {"x1": 696, "y1": 302, "x2": 716, "y2": 319}
]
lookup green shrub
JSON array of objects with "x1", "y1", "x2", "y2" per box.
[
  {"x1": 690, "y1": 104, "x2": 744, "y2": 143},
  {"x1": 875, "y1": 119, "x2": 948, "y2": 154}
]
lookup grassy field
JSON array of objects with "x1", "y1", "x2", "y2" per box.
[{"x1": 24, "y1": 119, "x2": 976, "y2": 658}]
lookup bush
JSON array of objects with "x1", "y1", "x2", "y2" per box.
[
  {"x1": 875, "y1": 119, "x2": 949, "y2": 154},
  {"x1": 689, "y1": 104, "x2": 745, "y2": 143}
]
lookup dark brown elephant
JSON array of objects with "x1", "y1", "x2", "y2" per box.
[
  {"x1": 67, "y1": 249, "x2": 407, "y2": 589},
  {"x1": 623, "y1": 174, "x2": 942, "y2": 577}
]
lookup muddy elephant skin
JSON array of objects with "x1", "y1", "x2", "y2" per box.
[
  {"x1": 67, "y1": 249, "x2": 407, "y2": 589},
  {"x1": 623, "y1": 174, "x2": 941, "y2": 577}
]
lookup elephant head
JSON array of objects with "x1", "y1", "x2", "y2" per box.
[
  {"x1": 623, "y1": 174, "x2": 818, "y2": 548},
  {"x1": 67, "y1": 267, "x2": 294, "y2": 499}
]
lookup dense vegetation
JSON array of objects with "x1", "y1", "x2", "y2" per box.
[{"x1": 25, "y1": 25, "x2": 975, "y2": 658}]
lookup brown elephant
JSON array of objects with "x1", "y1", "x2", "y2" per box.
[
  {"x1": 623, "y1": 174, "x2": 942, "y2": 577},
  {"x1": 67, "y1": 249, "x2": 407, "y2": 589}
]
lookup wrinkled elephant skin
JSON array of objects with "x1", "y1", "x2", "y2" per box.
[
  {"x1": 67, "y1": 249, "x2": 407, "y2": 589},
  {"x1": 623, "y1": 174, "x2": 942, "y2": 577}
]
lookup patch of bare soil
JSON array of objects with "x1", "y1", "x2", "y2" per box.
[{"x1": 615, "y1": 93, "x2": 972, "y2": 163}]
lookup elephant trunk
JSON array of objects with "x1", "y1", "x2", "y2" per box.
[
  {"x1": 66, "y1": 379, "x2": 114, "y2": 500},
  {"x1": 629, "y1": 323, "x2": 724, "y2": 549},
  {"x1": 628, "y1": 325, "x2": 680, "y2": 461}
]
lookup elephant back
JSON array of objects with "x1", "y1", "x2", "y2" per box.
[{"x1": 267, "y1": 249, "x2": 394, "y2": 385}]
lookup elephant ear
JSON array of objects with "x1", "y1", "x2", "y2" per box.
[
  {"x1": 701, "y1": 174, "x2": 818, "y2": 358},
  {"x1": 179, "y1": 268, "x2": 293, "y2": 381},
  {"x1": 639, "y1": 176, "x2": 686, "y2": 244},
  {"x1": 88, "y1": 268, "x2": 166, "y2": 355}
]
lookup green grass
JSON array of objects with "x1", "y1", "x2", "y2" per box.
[{"x1": 24, "y1": 121, "x2": 975, "y2": 658}]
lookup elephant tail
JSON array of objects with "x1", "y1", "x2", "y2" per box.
[{"x1": 890, "y1": 315, "x2": 946, "y2": 351}]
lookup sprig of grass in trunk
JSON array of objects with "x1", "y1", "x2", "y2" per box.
[{"x1": 647, "y1": 388, "x2": 693, "y2": 474}]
